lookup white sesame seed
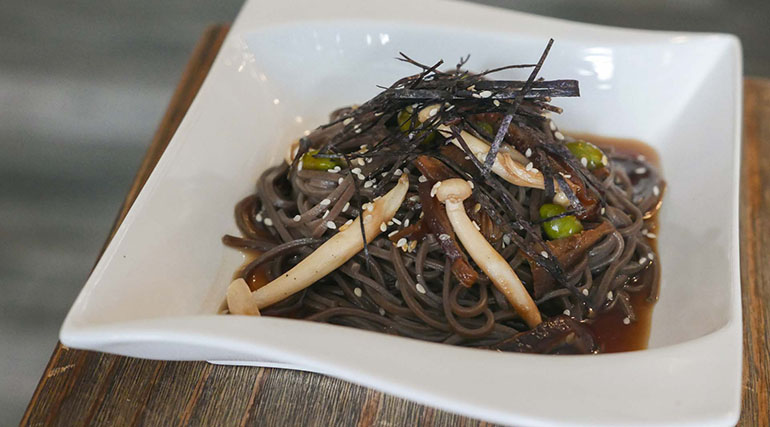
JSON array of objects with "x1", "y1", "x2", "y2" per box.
[
  {"x1": 636, "y1": 154, "x2": 646, "y2": 161},
  {"x1": 263, "y1": 218, "x2": 273, "y2": 226},
  {"x1": 343, "y1": 117, "x2": 354, "y2": 125},
  {"x1": 531, "y1": 168, "x2": 539, "y2": 173},
  {"x1": 581, "y1": 157, "x2": 588, "y2": 167},
  {"x1": 525, "y1": 148, "x2": 532, "y2": 157},
  {"x1": 646, "y1": 232, "x2": 657, "y2": 239},
  {"x1": 351, "y1": 167, "x2": 361, "y2": 175},
  {"x1": 357, "y1": 174, "x2": 366, "y2": 181},
  {"x1": 342, "y1": 202, "x2": 350, "y2": 212},
  {"x1": 472, "y1": 221, "x2": 480, "y2": 231},
  {"x1": 256, "y1": 213, "x2": 263, "y2": 222},
  {"x1": 322, "y1": 210, "x2": 329, "y2": 218},
  {"x1": 635, "y1": 167, "x2": 647, "y2": 174},
  {"x1": 549, "y1": 121, "x2": 557, "y2": 131},
  {"x1": 357, "y1": 158, "x2": 365, "y2": 166},
  {"x1": 338, "y1": 177, "x2": 344, "y2": 184},
  {"x1": 607, "y1": 291, "x2": 614, "y2": 300},
  {"x1": 396, "y1": 238, "x2": 407, "y2": 247},
  {"x1": 326, "y1": 221, "x2": 336, "y2": 229},
  {"x1": 394, "y1": 168, "x2": 403, "y2": 176},
  {"x1": 503, "y1": 235, "x2": 511, "y2": 245},
  {"x1": 379, "y1": 308, "x2": 386, "y2": 316},
  {"x1": 404, "y1": 218, "x2": 410, "y2": 227},
  {"x1": 380, "y1": 222, "x2": 387, "y2": 232},
  {"x1": 415, "y1": 283, "x2": 427, "y2": 294},
  {"x1": 363, "y1": 215, "x2": 372, "y2": 224},
  {"x1": 418, "y1": 175, "x2": 428, "y2": 183},
  {"x1": 479, "y1": 90, "x2": 493, "y2": 98},
  {"x1": 648, "y1": 252, "x2": 655, "y2": 260},
  {"x1": 472, "y1": 93, "x2": 481, "y2": 98},
  {"x1": 354, "y1": 287, "x2": 362, "y2": 297},
  {"x1": 409, "y1": 195, "x2": 420, "y2": 203},
  {"x1": 541, "y1": 251, "x2": 549, "y2": 258},
  {"x1": 293, "y1": 215, "x2": 301, "y2": 222},
  {"x1": 446, "y1": 104, "x2": 455, "y2": 111},
  {"x1": 332, "y1": 165, "x2": 341, "y2": 172},
  {"x1": 473, "y1": 203, "x2": 481, "y2": 213},
  {"x1": 320, "y1": 199, "x2": 331, "y2": 206},
  {"x1": 563, "y1": 309, "x2": 571, "y2": 316},
  {"x1": 438, "y1": 233, "x2": 450, "y2": 241},
  {"x1": 525, "y1": 162, "x2": 533, "y2": 171},
  {"x1": 428, "y1": 107, "x2": 438, "y2": 117},
  {"x1": 366, "y1": 203, "x2": 374, "y2": 212},
  {"x1": 582, "y1": 289, "x2": 590, "y2": 296},
  {"x1": 366, "y1": 158, "x2": 373, "y2": 164},
  {"x1": 409, "y1": 240, "x2": 417, "y2": 252},
  {"x1": 403, "y1": 168, "x2": 410, "y2": 175},
  {"x1": 387, "y1": 220, "x2": 393, "y2": 226},
  {"x1": 601, "y1": 155, "x2": 609, "y2": 165},
  {"x1": 327, "y1": 167, "x2": 338, "y2": 174},
  {"x1": 297, "y1": 161, "x2": 303, "y2": 171},
  {"x1": 623, "y1": 317, "x2": 631, "y2": 325},
  {"x1": 388, "y1": 230, "x2": 398, "y2": 237},
  {"x1": 493, "y1": 100, "x2": 500, "y2": 107},
  {"x1": 467, "y1": 180, "x2": 474, "y2": 189},
  {"x1": 364, "y1": 180, "x2": 374, "y2": 189},
  {"x1": 653, "y1": 185, "x2": 660, "y2": 196},
  {"x1": 561, "y1": 173, "x2": 571, "y2": 179},
  {"x1": 391, "y1": 217, "x2": 402, "y2": 225},
  {"x1": 601, "y1": 207, "x2": 606, "y2": 215},
  {"x1": 639, "y1": 257, "x2": 648, "y2": 264},
  {"x1": 554, "y1": 131, "x2": 565, "y2": 140}
]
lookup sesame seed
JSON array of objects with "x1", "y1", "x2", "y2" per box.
[
  {"x1": 531, "y1": 168, "x2": 539, "y2": 173},
  {"x1": 503, "y1": 235, "x2": 511, "y2": 245},
  {"x1": 525, "y1": 162, "x2": 533, "y2": 171},
  {"x1": 639, "y1": 257, "x2": 648, "y2": 264},
  {"x1": 623, "y1": 317, "x2": 631, "y2": 325},
  {"x1": 394, "y1": 168, "x2": 403, "y2": 176},
  {"x1": 322, "y1": 210, "x2": 329, "y2": 218},
  {"x1": 418, "y1": 175, "x2": 428, "y2": 183},
  {"x1": 438, "y1": 233, "x2": 450, "y2": 241},
  {"x1": 563, "y1": 309, "x2": 571, "y2": 316},
  {"x1": 357, "y1": 174, "x2": 366, "y2": 181},
  {"x1": 602, "y1": 155, "x2": 609, "y2": 165},
  {"x1": 415, "y1": 283, "x2": 427, "y2": 294},
  {"x1": 467, "y1": 85, "x2": 476, "y2": 91},
  {"x1": 338, "y1": 177, "x2": 344, "y2": 184},
  {"x1": 582, "y1": 289, "x2": 589, "y2": 296},
  {"x1": 344, "y1": 219, "x2": 353, "y2": 226},
  {"x1": 354, "y1": 287, "x2": 362, "y2": 297},
  {"x1": 554, "y1": 131, "x2": 565, "y2": 140},
  {"x1": 429, "y1": 107, "x2": 438, "y2": 117},
  {"x1": 391, "y1": 217, "x2": 402, "y2": 225},
  {"x1": 354, "y1": 128, "x2": 362, "y2": 134},
  {"x1": 473, "y1": 203, "x2": 481, "y2": 213},
  {"x1": 409, "y1": 195, "x2": 420, "y2": 202},
  {"x1": 581, "y1": 157, "x2": 588, "y2": 167},
  {"x1": 380, "y1": 222, "x2": 387, "y2": 232},
  {"x1": 648, "y1": 252, "x2": 655, "y2": 260},
  {"x1": 525, "y1": 148, "x2": 532, "y2": 157},
  {"x1": 635, "y1": 167, "x2": 647, "y2": 174},
  {"x1": 387, "y1": 221, "x2": 393, "y2": 226},
  {"x1": 326, "y1": 221, "x2": 336, "y2": 229},
  {"x1": 472, "y1": 93, "x2": 481, "y2": 98},
  {"x1": 343, "y1": 117, "x2": 354, "y2": 125},
  {"x1": 327, "y1": 167, "x2": 338, "y2": 174},
  {"x1": 446, "y1": 104, "x2": 455, "y2": 111},
  {"x1": 396, "y1": 238, "x2": 407, "y2": 248},
  {"x1": 601, "y1": 207, "x2": 606, "y2": 215},
  {"x1": 363, "y1": 215, "x2": 372, "y2": 224},
  {"x1": 379, "y1": 308, "x2": 386, "y2": 316},
  {"x1": 646, "y1": 232, "x2": 657, "y2": 239},
  {"x1": 404, "y1": 219, "x2": 410, "y2": 227},
  {"x1": 409, "y1": 240, "x2": 417, "y2": 252},
  {"x1": 256, "y1": 213, "x2": 263, "y2": 222},
  {"x1": 493, "y1": 100, "x2": 500, "y2": 107},
  {"x1": 388, "y1": 230, "x2": 398, "y2": 237},
  {"x1": 607, "y1": 291, "x2": 613, "y2": 300},
  {"x1": 479, "y1": 90, "x2": 492, "y2": 98},
  {"x1": 342, "y1": 202, "x2": 350, "y2": 212},
  {"x1": 403, "y1": 168, "x2": 410, "y2": 175},
  {"x1": 366, "y1": 158, "x2": 373, "y2": 164},
  {"x1": 467, "y1": 180, "x2": 474, "y2": 189},
  {"x1": 636, "y1": 154, "x2": 646, "y2": 161},
  {"x1": 366, "y1": 203, "x2": 374, "y2": 212},
  {"x1": 364, "y1": 180, "x2": 374, "y2": 188},
  {"x1": 332, "y1": 166, "x2": 341, "y2": 172},
  {"x1": 561, "y1": 173, "x2": 571, "y2": 179},
  {"x1": 549, "y1": 121, "x2": 557, "y2": 131},
  {"x1": 293, "y1": 215, "x2": 301, "y2": 222},
  {"x1": 297, "y1": 161, "x2": 303, "y2": 171},
  {"x1": 320, "y1": 199, "x2": 331, "y2": 206},
  {"x1": 541, "y1": 251, "x2": 549, "y2": 258},
  {"x1": 263, "y1": 218, "x2": 273, "y2": 226},
  {"x1": 653, "y1": 185, "x2": 660, "y2": 196},
  {"x1": 351, "y1": 167, "x2": 361, "y2": 175},
  {"x1": 357, "y1": 158, "x2": 365, "y2": 166}
]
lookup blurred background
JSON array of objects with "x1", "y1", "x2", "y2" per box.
[{"x1": 1, "y1": 0, "x2": 768, "y2": 423}]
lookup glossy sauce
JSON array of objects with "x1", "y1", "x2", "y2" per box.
[{"x1": 569, "y1": 133, "x2": 662, "y2": 353}]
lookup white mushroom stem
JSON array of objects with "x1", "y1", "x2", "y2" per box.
[
  {"x1": 435, "y1": 178, "x2": 542, "y2": 328},
  {"x1": 285, "y1": 139, "x2": 300, "y2": 165},
  {"x1": 227, "y1": 278, "x2": 261, "y2": 316},
  {"x1": 246, "y1": 175, "x2": 410, "y2": 310}
]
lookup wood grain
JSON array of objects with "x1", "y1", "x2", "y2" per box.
[{"x1": 21, "y1": 25, "x2": 770, "y2": 425}]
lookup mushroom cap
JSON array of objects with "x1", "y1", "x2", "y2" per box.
[{"x1": 435, "y1": 178, "x2": 473, "y2": 203}]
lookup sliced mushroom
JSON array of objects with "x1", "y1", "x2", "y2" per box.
[
  {"x1": 435, "y1": 178, "x2": 542, "y2": 328},
  {"x1": 227, "y1": 278, "x2": 261, "y2": 316},
  {"x1": 236, "y1": 175, "x2": 410, "y2": 311}
]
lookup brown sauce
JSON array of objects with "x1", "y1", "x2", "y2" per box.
[{"x1": 568, "y1": 133, "x2": 662, "y2": 353}]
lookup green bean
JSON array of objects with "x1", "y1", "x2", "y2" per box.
[
  {"x1": 539, "y1": 203, "x2": 583, "y2": 239},
  {"x1": 566, "y1": 140, "x2": 607, "y2": 170}
]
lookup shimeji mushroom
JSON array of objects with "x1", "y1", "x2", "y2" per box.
[
  {"x1": 226, "y1": 278, "x2": 261, "y2": 316},
  {"x1": 435, "y1": 178, "x2": 542, "y2": 328},
  {"x1": 416, "y1": 106, "x2": 570, "y2": 204},
  {"x1": 227, "y1": 175, "x2": 410, "y2": 315}
]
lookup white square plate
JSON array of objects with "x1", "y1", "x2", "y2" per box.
[{"x1": 61, "y1": 0, "x2": 743, "y2": 425}]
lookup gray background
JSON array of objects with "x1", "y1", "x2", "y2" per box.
[{"x1": 1, "y1": 0, "x2": 767, "y2": 423}]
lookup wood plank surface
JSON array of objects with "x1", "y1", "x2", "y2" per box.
[{"x1": 21, "y1": 25, "x2": 770, "y2": 426}]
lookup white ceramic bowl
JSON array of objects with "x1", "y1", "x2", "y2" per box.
[{"x1": 60, "y1": 0, "x2": 743, "y2": 425}]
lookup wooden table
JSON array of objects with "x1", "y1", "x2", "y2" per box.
[{"x1": 22, "y1": 25, "x2": 770, "y2": 426}]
